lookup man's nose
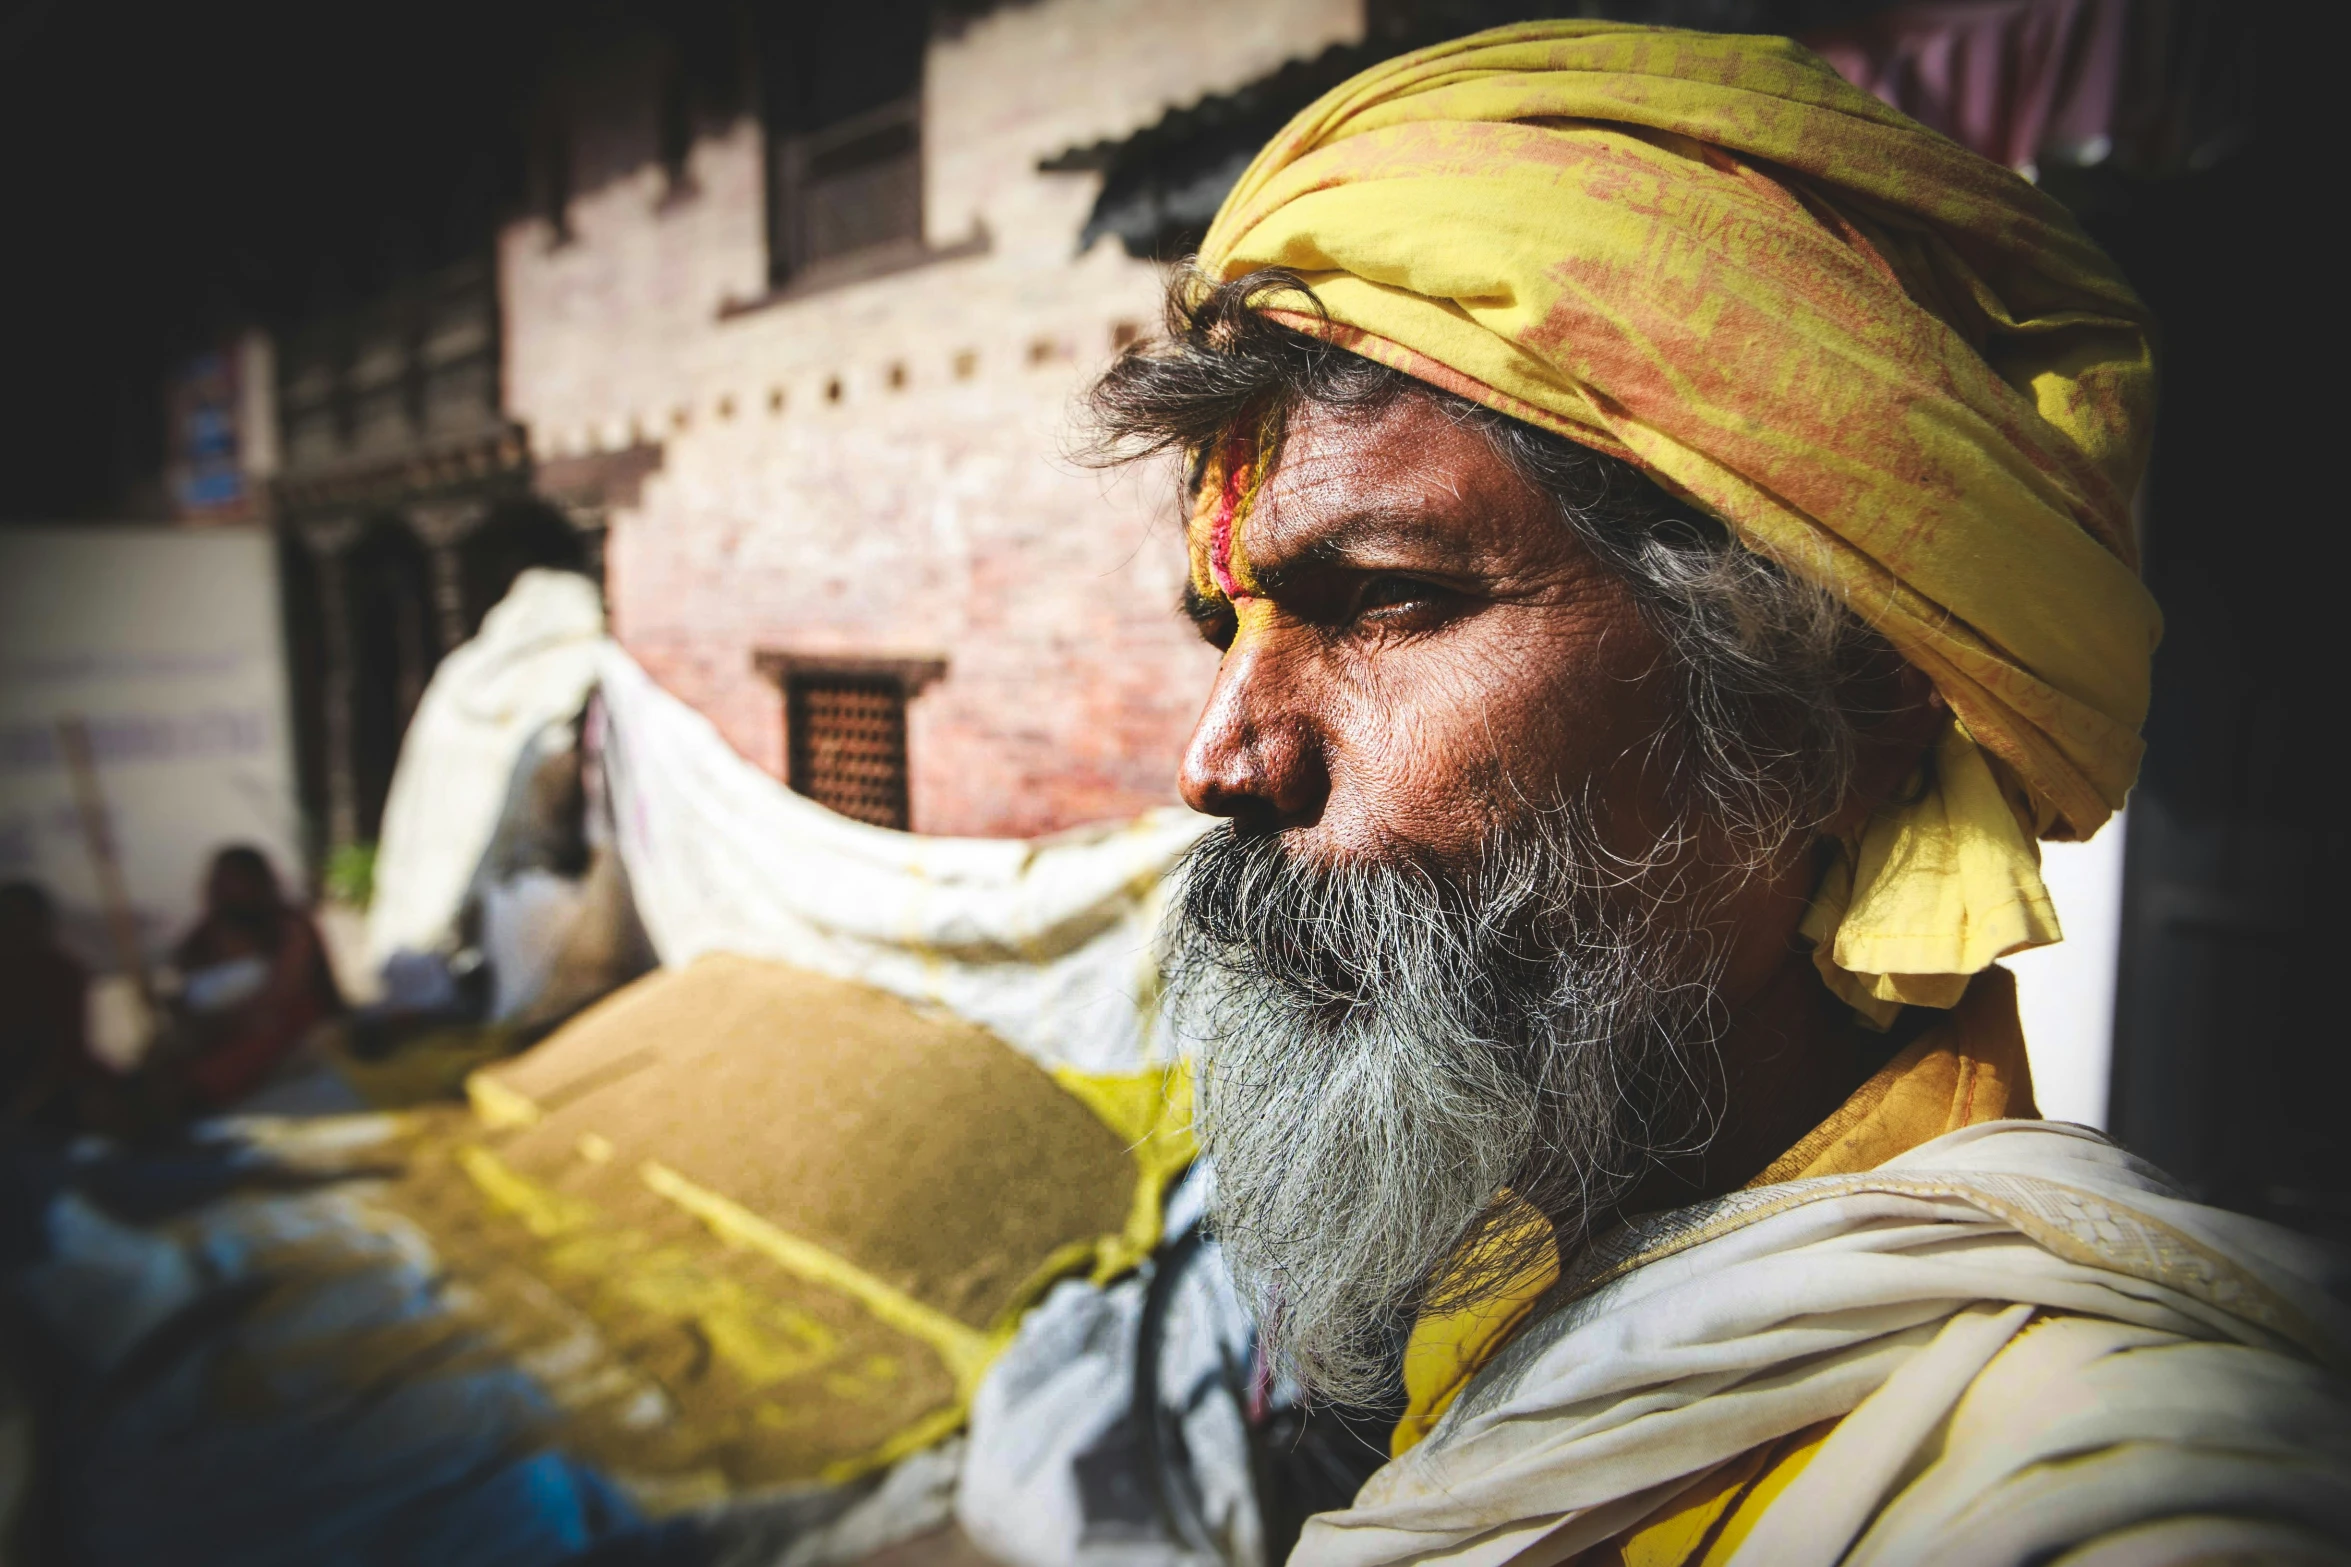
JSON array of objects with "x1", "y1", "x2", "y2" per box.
[{"x1": 1178, "y1": 627, "x2": 1327, "y2": 827}]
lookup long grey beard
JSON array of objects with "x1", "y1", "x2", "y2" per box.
[{"x1": 1162, "y1": 812, "x2": 1727, "y2": 1405}]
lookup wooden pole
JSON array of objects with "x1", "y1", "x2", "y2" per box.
[{"x1": 56, "y1": 714, "x2": 159, "y2": 1027}]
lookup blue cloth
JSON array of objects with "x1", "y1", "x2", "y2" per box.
[{"x1": 3, "y1": 1136, "x2": 703, "y2": 1567}]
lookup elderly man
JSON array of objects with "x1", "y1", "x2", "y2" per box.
[{"x1": 1090, "y1": 21, "x2": 2347, "y2": 1565}]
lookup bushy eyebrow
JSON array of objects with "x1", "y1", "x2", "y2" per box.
[{"x1": 1245, "y1": 506, "x2": 1469, "y2": 594}]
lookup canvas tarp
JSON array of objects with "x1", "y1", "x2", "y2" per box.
[
  {"x1": 361, "y1": 564, "x2": 1204, "y2": 1074},
  {"x1": 592, "y1": 646, "x2": 1208, "y2": 1076}
]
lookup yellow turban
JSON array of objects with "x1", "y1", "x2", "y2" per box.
[{"x1": 1194, "y1": 20, "x2": 2160, "y2": 1018}]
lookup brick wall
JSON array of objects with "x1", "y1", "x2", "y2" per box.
[{"x1": 502, "y1": 0, "x2": 1363, "y2": 837}]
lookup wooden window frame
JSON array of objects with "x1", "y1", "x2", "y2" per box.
[
  {"x1": 767, "y1": 92, "x2": 924, "y2": 290},
  {"x1": 754, "y1": 650, "x2": 946, "y2": 831}
]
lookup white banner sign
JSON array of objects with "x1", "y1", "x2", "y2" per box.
[{"x1": 0, "y1": 526, "x2": 302, "y2": 974}]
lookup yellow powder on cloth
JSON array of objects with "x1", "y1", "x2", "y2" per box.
[{"x1": 375, "y1": 953, "x2": 1193, "y2": 1495}]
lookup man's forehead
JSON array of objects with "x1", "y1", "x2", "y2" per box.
[{"x1": 1221, "y1": 400, "x2": 1529, "y2": 573}]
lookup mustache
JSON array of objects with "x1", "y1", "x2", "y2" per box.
[
  {"x1": 1175, "y1": 828, "x2": 1456, "y2": 1004},
  {"x1": 1170, "y1": 817, "x2": 1638, "y2": 1024}
]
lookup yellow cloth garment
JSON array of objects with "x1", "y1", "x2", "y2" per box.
[
  {"x1": 1393, "y1": 966, "x2": 2038, "y2": 1556},
  {"x1": 1391, "y1": 1202, "x2": 1561, "y2": 1458},
  {"x1": 1583, "y1": 1419, "x2": 1838, "y2": 1567},
  {"x1": 1396, "y1": 969, "x2": 2037, "y2": 1457},
  {"x1": 1192, "y1": 20, "x2": 2159, "y2": 1016}
]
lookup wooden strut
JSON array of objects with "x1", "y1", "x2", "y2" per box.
[{"x1": 56, "y1": 715, "x2": 160, "y2": 1031}]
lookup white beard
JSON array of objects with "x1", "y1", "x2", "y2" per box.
[{"x1": 1161, "y1": 814, "x2": 1726, "y2": 1404}]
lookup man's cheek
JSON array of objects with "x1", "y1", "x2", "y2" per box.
[
  {"x1": 1388, "y1": 675, "x2": 1602, "y2": 843},
  {"x1": 1325, "y1": 700, "x2": 1491, "y2": 850}
]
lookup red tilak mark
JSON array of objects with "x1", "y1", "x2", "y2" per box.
[{"x1": 1207, "y1": 430, "x2": 1252, "y2": 598}]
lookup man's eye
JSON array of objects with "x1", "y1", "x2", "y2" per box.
[
  {"x1": 1195, "y1": 603, "x2": 1238, "y2": 650},
  {"x1": 1357, "y1": 576, "x2": 1438, "y2": 615},
  {"x1": 1180, "y1": 585, "x2": 1238, "y2": 649}
]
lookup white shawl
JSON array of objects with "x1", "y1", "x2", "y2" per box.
[{"x1": 1296, "y1": 1122, "x2": 2351, "y2": 1566}]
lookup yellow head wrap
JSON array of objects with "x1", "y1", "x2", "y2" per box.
[{"x1": 1192, "y1": 19, "x2": 2160, "y2": 1019}]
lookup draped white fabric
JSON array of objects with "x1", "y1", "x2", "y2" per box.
[
  {"x1": 1301, "y1": 1123, "x2": 2351, "y2": 1567},
  {"x1": 365, "y1": 566, "x2": 1206, "y2": 1072},
  {"x1": 593, "y1": 646, "x2": 1208, "y2": 1074},
  {"x1": 367, "y1": 570, "x2": 605, "y2": 967}
]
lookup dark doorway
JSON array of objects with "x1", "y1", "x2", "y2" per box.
[
  {"x1": 277, "y1": 534, "x2": 333, "y2": 866},
  {"x1": 347, "y1": 519, "x2": 438, "y2": 841},
  {"x1": 2087, "y1": 151, "x2": 2343, "y2": 1242}
]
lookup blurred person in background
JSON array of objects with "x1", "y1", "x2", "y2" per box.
[
  {"x1": 0, "y1": 880, "x2": 97, "y2": 1132},
  {"x1": 1098, "y1": 21, "x2": 2349, "y2": 1565},
  {"x1": 163, "y1": 845, "x2": 343, "y2": 1111}
]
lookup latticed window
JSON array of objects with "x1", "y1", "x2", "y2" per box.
[
  {"x1": 758, "y1": 651, "x2": 945, "y2": 832},
  {"x1": 787, "y1": 674, "x2": 909, "y2": 830}
]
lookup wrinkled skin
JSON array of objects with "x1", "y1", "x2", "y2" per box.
[{"x1": 1178, "y1": 396, "x2": 1941, "y2": 1201}]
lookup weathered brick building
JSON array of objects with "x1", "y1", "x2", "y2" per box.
[{"x1": 503, "y1": 0, "x2": 1363, "y2": 837}]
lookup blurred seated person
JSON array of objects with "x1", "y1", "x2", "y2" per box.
[
  {"x1": 0, "y1": 878, "x2": 97, "y2": 1130},
  {"x1": 166, "y1": 846, "x2": 343, "y2": 1109}
]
